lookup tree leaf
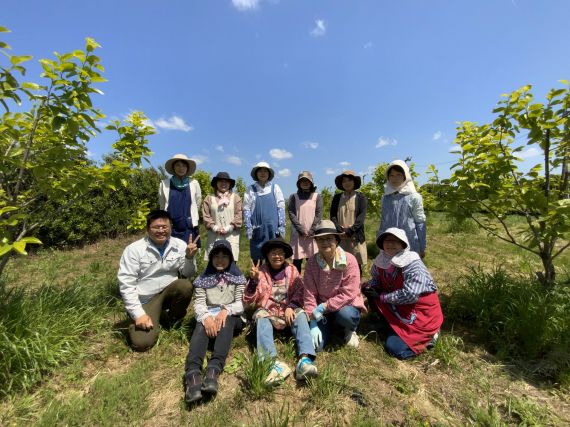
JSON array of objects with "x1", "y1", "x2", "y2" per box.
[{"x1": 10, "y1": 55, "x2": 32, "y2": 65}]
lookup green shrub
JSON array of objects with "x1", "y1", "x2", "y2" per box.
[
  {"x1": 0, "y1": 279, "x2": 113, "y2": 397},
  {"x1": 35, "y1": 167, "x2": 162, "y2": 248},
  {"x1": 445, "y1": 267, "x2": 570, "y2": 379}
]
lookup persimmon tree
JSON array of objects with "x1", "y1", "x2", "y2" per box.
[
  {"x1": 435, "y1": 82, "x2": 570, "y2": 286},
  {"x1": 0, "y1": 27, "x2": 153, "y2": 276}
]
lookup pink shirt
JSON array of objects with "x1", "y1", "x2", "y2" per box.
[{"x1": 303, "y1": 251, "x2": 366, "y2": 314}]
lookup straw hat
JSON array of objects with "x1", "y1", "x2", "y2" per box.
[
  {"x1": 312, "y1": 219, "x2": 342, "y2": 240},
  {"x1": 164, "y1": 154, "x2": 196, "y2": 176}
]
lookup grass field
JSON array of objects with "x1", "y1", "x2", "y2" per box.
[{"x1": 1, "y1": 212, "x2": 569, "y2": 426}]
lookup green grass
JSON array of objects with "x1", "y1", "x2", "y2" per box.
[
  {"x1": 1, "y1": 214, "x2": 569, "y2": 425},
  {"x1": 36, "y1": 359, "x2": 154, "y2": 426}
]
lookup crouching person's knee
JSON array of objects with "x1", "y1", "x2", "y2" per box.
[{"x1": 128, "y1": 324, "x2": 160, "y2": 352}]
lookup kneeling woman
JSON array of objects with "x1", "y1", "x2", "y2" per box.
[
  {"x1": 363, "y1": 228, "x2": 443, "y2": 359},
  {"x1": 303, "y1": 220, "x2": 366, "y2": 351}
]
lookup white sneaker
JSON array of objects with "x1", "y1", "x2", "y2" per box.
[
  {"x1": 295, "y1": 356, "x2": 318, "y2": 380},
  {"x1": 345, "y1": 331, "x2": 360, "y2": 348},
  {"x1": 265, "y1": 360, "x2": 292, "y2": 384}
]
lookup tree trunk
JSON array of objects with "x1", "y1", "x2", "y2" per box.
[
  {"x1": 537, "y1": 251, "x2": 556, "y2": 287},
  {"x1": 0, "y1": 255, "x2": 10, "y2": 280}
]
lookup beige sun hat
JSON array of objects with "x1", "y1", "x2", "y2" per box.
[
  {"x1": 250, "y1": 161, "x2": 275, "y2": 181},
  {"x1": 312, "y1": 219, "x2": 342, "y2": 238},
  {"x1": 165, "y1": 154, "x2": 197, "y2": 176}
]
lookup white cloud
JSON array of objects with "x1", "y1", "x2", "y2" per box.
[
  {"x1": 339, "y1": 161, "x2": 350, "y2": 167},
  {"x1": 310, "y1": 19, "x2": 326, "y2": 37},
  {"x1": 191, "y1": 154, "x2": 207, "y2": 165},
  {"x1": 278, "y1": 168, "x2": 291, "y2": 177},
  {"x1": 432, "y1": 131, "x2": 442, "y2": 141},
  {"x1": 303, "y1": 141, "x2": 319, "y2": 149},
  {"x1": 325, "y1": 168, "x2": 336, "y2": 175},
  {"x1": 215, "y1": 145, "x2": 224, "y2": 152},
  {"x1": 225, "y1": 155, "x2": 242, "y2": 165},
  {"x1": 269, "y1": 148, "x2": 293, "y2": 160},
  {"x1": 364, "y1": 41, "x2": 373, "y2": 49},
  {"x1": 86, "y1": 150, "x2": 95, "y2": 159},
  {"x1": 154, "y1": 115, "x2": 193, "y2": 132},
  {"x1": 519, "y1": 146, "x2": 541, "y2": 159},
  {"x1": 232, "y1": 0, "x2": 259, "y2": 11},
  {"x1": 375, "y1": 137, "x2": 398, "y2": 148}
]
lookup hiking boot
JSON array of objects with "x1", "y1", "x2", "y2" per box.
[
  {"x1": 295, "y1": 356, "x2": 318, "y2": 381},
  {"x1": 265, "y1": 360, "x2": 292, "y2": 384},
  {"x1": 184, "y1": 371, "x2": 202, "y2": 405},
  {"x1": 345, "y1": 331, "x2": 360, "y2": 348},
  {"x1": 201, "y1": 367, "x2": 220, "y2": 395}
]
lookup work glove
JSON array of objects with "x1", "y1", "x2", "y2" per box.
[
  {"x1": 312, "y1": 303, "x2": 326, "y2": 322},
  {"x1": 361, "y1": 286, "x2": 380, "y2": 300},
  {"x1": 309, "y1": 319, "x2": 322, "y2": 348}
]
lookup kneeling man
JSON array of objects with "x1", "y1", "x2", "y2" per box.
[{"x1": 118, "y1": 210, "x2": 198, "y2": 351}]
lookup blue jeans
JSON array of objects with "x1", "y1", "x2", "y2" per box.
[
  {"x1": 315, "y1": 305, "x2": 360, "y2": 352},
  {"x1": 385, "y1": 329, "x2": 416, "y2": 360},
  {"x1": 256, "y1": 314, "x2": 316, "y2": 359}
]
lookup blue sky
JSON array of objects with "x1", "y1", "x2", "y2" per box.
[{"x1": 3, "y1": 0, "x2": 570, "y2": 195}]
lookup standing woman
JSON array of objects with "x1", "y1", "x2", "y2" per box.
[
  {"x1": 288, "y1": 171, "x2": 322, "y2": 273},
  {"x1": 202, "y1": 172, "x2": 243, "y2": 261},
  {"x1": 243, "y1": 162, "x2": 286, "y2": 264},
  {"x1": 330, "y1": 170, "x2": 368, "y2": 274},
  {"x1": 378, "y1": 160, "x2": 426, "y2": 257},
  {"x1": 159, "y1": 154, "x2": 202, "y2": 245}
]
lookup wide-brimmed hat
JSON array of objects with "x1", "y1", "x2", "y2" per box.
[
  {"x1": 261, "y1": 238, "x2": 293, "y2": 259},
  {"x1": 335, "y1": 170, "x2": 362, "y2": 191},
  {"x1": 211, "y1": 171, "x2": 236, "y2": 190},
  {"x1": 165, "y1": 154, "x2": 197, "y2": 176},
  {"x1": 376, "y1": 227, "x2": 409, "y2": 250},
  {"x1": 296, "y1": 171, "x2": 316, "y2": 191},
  {"x1": 250, "y1": 161, "x2": 275, "y2": 182},
  {"x1": 312, "y1": 219, "x2": 343, "y2": 239}
]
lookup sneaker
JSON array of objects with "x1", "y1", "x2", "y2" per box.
[
  {"x1": 201, "y1": 367, "x2": 220, "y2": 395},
  {"x1": 184, "y1": 371, "x2": 202, "y2": 405},
  {"x1": 295, "y1": 356, "x2": 318, "y2": 380},
  {"x1": 345, "y1": 331, "x2": 360, "y2": 348},
  {"x1": 265, "y1": 360, "x2": 292, "y2": 384}
]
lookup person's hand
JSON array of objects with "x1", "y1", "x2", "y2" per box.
[
  {"x1": 361, "y1": 286, "x2": 380, "y2": 300},
  {"x1": 250, "y1": 259, "x2": 261, "y2": 281},
  {"x1": 285, "y1": 307, "x2": 296, "y2": 326},
  {"x1": 186, "y1": 235, "x2": 200, "y2": 258},
  {"x1": 135, "y1": 314, "x2": 153, "y2": 331},
  {"x1": 309, "y1": 320, "x2": 322, "y2": 348},
  {"x1": 420, "y1": 250, "x2": 426, "y2": 259},
  {"x1": 204, "y1": 316, "x2": 218, "y2": 338},
  {"x1": 278, "y1": 226, "x2": 286, "y2": 238},
  {"x1": 312, "y1": 303, "x2": 327, "y2": 322},
  {"x1": 218, "y1": 227, "x2": 227, "y2": 236},
  {"x1": 215, "y1": 308, "x2": 228, "y2": 331}
]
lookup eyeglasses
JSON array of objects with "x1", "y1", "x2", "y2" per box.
[
  {"x1": 269, "y1": 251, "x2": 286, "y2": 258},
  {"x1": 150, "y1": 225, "x2": 170, "y2": 231}
]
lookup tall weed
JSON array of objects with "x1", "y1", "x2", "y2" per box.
[
  {"x1": 445, "y1": 267, "x2": 570, "y2": 379},
  {"x1": 0, "y1": 279, "x2": 111, "y2": 397}
]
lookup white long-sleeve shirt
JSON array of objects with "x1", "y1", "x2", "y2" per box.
[{"x1": 117, "y1": 236, "x2": 196, "y2": 319}]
